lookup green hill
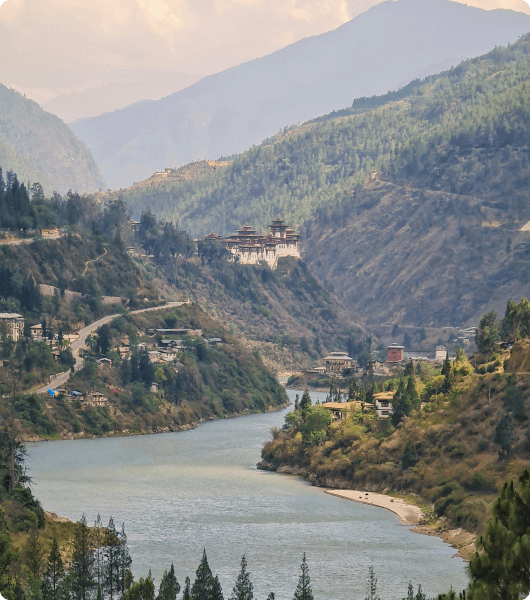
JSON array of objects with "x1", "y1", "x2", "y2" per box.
[
  {"x1": 260, "y1": 307, "x2": 530, "y2": 549},
  {"x1": 109, "y1": 33, "x2": 530, "y2": 331},
  {"x1": 0, "y1": 84, "x2": 105, "y2": 194},
  {"x1": 106, "y1": 33, "x2": 530, "y2": 237}
]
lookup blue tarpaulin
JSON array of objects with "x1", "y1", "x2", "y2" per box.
[{"x1": 47, "y1": 389, "x2": 56, "y2": 397}]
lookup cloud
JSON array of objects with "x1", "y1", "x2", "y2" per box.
[{"x1": 0, "y1": 0, "x2": 528, "y2": 116}]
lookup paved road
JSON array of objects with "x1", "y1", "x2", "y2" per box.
[{"x1": 35, "y1": 301, "x2": 186, "y2": 394}]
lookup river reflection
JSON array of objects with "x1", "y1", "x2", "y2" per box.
[{"x1": 28, "y1": 390, "x2": 468, "y2": 600}]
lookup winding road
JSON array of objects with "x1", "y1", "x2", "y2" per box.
[{"x1": 35, "y1": 301, "x2": 186, "y2": 394}]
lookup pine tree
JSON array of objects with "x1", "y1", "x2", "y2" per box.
[
  {"x1": 94, "y1": 514, "x2": 103, "y2": 590},
  {"x1": 348, "y1": 380, "x2": 357, "y2": 401},
  {"x1": 157, "y1": 564, "x2": 180, "y2": 600},
  {"x1": 494, "y1": 413, "x2": 518, "y2": 458},
  {"x1": 118, "y1": 523, "x2": 132, "y2": 594},
  {"x1": 405, "y1": 582, "x2": 414, "y2": 600},
  {"x1": 183, "y1": 577, "x2": 191, "y2": 600},
  {"x1": 191, "y1": 549, "x2": 223, "y2": 600},
  {"x1": 69, "y1": 514, "x2": 95, "y2": 600},
  {"x1": 103, "y1": 517, "x2": 121, "y2": 600},
  {"x1": 406, "y1": 375, "x2": 419, "y2": 409},
  {"x1": 212, "y1": 576, "x2": 224, "y2": 600},
  {"x1": 229, "y1": 555, "x2": 253, "y2": 600},
  {"x1": 468, "y1": 470, "x2": 530, "y2": 599},
  {"x1": 42, "y1": 538, "x2": 64, "y2": 600},
  {"x1": 293, "y1": 554, "x2": 313, "y2": 600},
  {"x1": 391, "y1": 379, "x2": 411, "y2": 427},
  {"x1": 299, "y1": 391, "x2": 311, "y2": 421}
]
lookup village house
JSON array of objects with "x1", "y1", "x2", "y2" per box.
[
  {"x1": 435, "y1": 346, "x2": 447, "y2": 361},
  {"x1": 30, "y1": 323, "x2": 43, "y2": 339},
  {"x1": 84, "y1": 392, "x2": 109, "y2": 407},
  {"x1": 0, "y1": 313, "x2": 25, "y2": 341},
  {"x1": 386, "y1": 344, "x2": 404, "y2": 363},
  {"x1": 321, "y1": 401, "x2": 357, "y2": 421},
  {"x1": 324, "y1": 352, "x2": 353, "y2": 375},
  {"x1": 373, "y1": 391, "x2": 395, "y2": 418},
  {"x1": 118, "y1": 346, "x2": 131, "y2": 360},
  {"x1": 304, "y1": 367, "x2": 326, "y2": 381}
]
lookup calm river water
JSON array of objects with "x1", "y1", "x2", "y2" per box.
[{"x1": 27, "y1": 391, "x2": 468, "y2": 600}]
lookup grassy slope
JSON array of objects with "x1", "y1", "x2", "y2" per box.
[{"x1": 262, "y1": 345, "x2": 530, "y2": 539}]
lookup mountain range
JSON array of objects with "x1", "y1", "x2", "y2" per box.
[
  {"x1": 71, "y1": 0, "x2": 530, "y2": 190},
  {"x1": 107, "y1": 32, "x2": 530, "y2": 333},
  {"x1": 0, "y1": 84, "x2": 105, "y2": 194}
]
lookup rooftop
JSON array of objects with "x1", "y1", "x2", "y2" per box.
[
  {"x1": 0, "y1": 313, "x2": 23, "y2": 319},
  {"x1": 324, "y1": 352, "x2": 353, "y2": 360}
]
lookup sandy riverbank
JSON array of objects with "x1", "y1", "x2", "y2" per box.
[
  {"x1": 325, "y1": 489, "x2": 423, "y2": 525},
  {"x1": 324, "y1": 488, "x2": 476, "y2": 560}
]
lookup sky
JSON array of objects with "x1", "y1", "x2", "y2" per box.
[{"x1": 0, "y1": 0, "x2": 529, "y2": 120}]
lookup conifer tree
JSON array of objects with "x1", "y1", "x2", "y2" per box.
[
  {"x1": 118, "y1": 523, "x2": 133, "y2": 594},
  {"x1": 157, "y1": 564, "x2": 180, "y2": 600},
  {"x1": 145, "y1": 571, "x2": 156, "y2": 600},
  {"x1": 42, "y1": 538, "x2": 64, "y2": 600},
  {"x1": 229, "y1": 555, "x2": 253, "y2": 600},
  {"x1": 69, "y1": 514, "x2": 95, "y2": 600},
  {"x1": 103, "y1": 517, "x2": 121, "y2": 600},
  {"x1": 94, "y1": 513, "x2": 103, "y2": 590},
  {"x1": 391, "y1": 378, "x2": 411, "y2": 427},
  {"x1": 191, "y1": 549, "x2": 223, "y2": 600},
  {"x1": 468, "y1": 470, "x2": 530, "y2": 598},
  {"x1": 293, "y1": 554, "x2": 313, "y2": 600},
  {"x1": 212, "y1": 576, "x2": 223, "y2": 600},
  {"x1": 348, "y1": 380, "x2": 357, "y2": 401},
  {"x1": 299, "y1": 391, "x2": 311, "y2": 421},
  {"x1": 406, "y1": 375, "x2": 419, "y2": 409},
  {"x1": 183, "y1": 577, "x2": 191, "y2": 600}
]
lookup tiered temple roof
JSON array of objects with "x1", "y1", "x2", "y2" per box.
[{"x1": 203, "y1": 217, "x2": 300, "y2": 269}]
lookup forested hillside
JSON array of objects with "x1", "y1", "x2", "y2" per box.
[
  {"x1": 109, "y1": 33, "x2": 530, "y2": 236},
  {"x1": 73, "y1": 0, "x2": 530, "y2": 190},
  {"x1": 110, "y1": 33, "x2": 530, "y2": 329},
  {"x1": 0, "y1": 84, "x2": 105, "y2": 194}
]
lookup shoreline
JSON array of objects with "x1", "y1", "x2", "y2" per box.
[
  {"x1": 324, "y1": 489, "x2": 423, "y2": 526},
  {"x1": 324, "y1": 488, "x2": 476, "y2": 561},
  {"x1": 258, "y1": 461, "x2": 476, "y2": 561},
  {"x1": 23, "y1": 401, "x2": 291, "y2": 444}
]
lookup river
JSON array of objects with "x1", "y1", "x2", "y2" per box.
[{"x1": 27, "y1": 391, "x2": 468, "y2": 600}]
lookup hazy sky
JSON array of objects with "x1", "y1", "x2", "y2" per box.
[{"x1": 0, "y1": 0, "x2": 529, "y2": 119}]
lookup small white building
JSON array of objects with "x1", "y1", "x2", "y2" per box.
[
  {"x1": 373, "y1": 392, "x2": 394, "y2": 418},
  {"x1": 0, "y1": 313, "x2": 25, "y2": 341},
  {"x1": 435, "y1": 346, "x2": 447, "y2": 361}
]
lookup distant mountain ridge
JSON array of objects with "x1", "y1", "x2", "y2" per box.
[
  {"x1": 71, "y1": 0, "x2": 530, "y2": 190},
  {"x1": 0, "y1": 84, "x2": 105, "y2": 194}
]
